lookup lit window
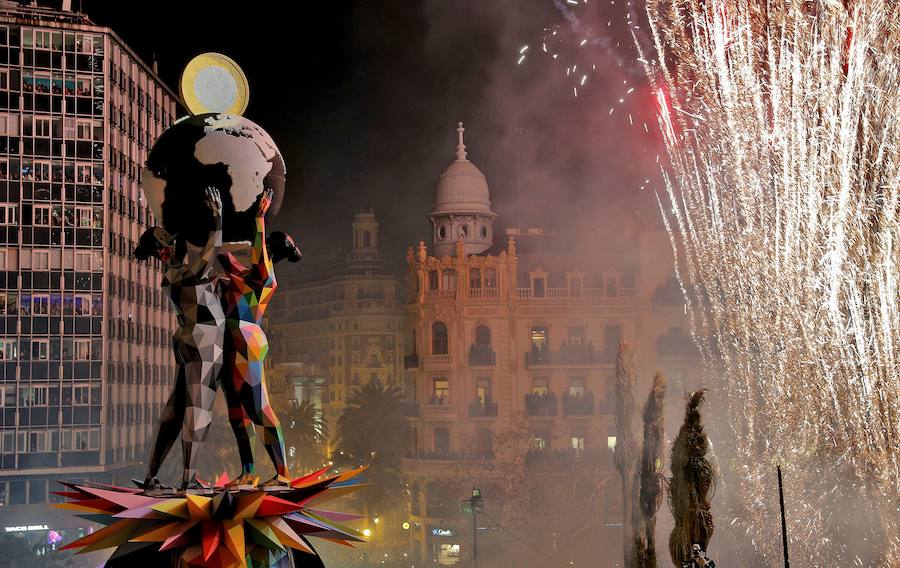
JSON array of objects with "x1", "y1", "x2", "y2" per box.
[
  {"x1": 607, "y1": 436, "x2": 617, "y2": 450},
  {"x1": 32, "y1": 294, "x2": 50, "y2": 315}
]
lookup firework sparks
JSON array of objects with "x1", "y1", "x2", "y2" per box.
[{"x1": 640, "y1": 0, "x2": 900, "y2": 565}]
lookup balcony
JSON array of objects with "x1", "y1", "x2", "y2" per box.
[
  {"x1": 562, "y1": 392, "x2": 595, "y2": 416},
  {"x1": 524, "y1": 392, "x2": 558, "y2": 417},
  {"x1": 422, "y1": 403, "x2": 455, "y2": 420},
  {"x1": 525, "y1": 345, "x2": 615, "y2": 367},
  {"x1": 516, "y1": 287, "x2": 634, "y2": 300},
  {"x1": 524, "y1": 448, "x2": 613, "y2": 473},
  {"x1": 468, "y1": 400, "x2": 498, "y2": 418},
  {"x1": 468, "y1": 345, "x2": 496, "y2": 367},
  {"x1": 403, "y1": 402, "x2": 421, "y2": 418},
  {"x1": 404, "y1": 353, "x2": 419, "y2": 369},
  {"x1": 423, "y1": 354, "x2": 452, "y2": 370}
]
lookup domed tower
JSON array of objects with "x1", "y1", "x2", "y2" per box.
[
  {"x1": 429, "y1": 122, "x2": 497, "y2": 257},
  {"x1": 351, "y1": 209, "x2": 379, "y2": 258}
]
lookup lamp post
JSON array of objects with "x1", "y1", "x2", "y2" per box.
[{"x1": 470, "y1": 488, "x2": 483, "y2": 568}]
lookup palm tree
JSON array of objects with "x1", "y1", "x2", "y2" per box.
[
  {"x1": 334, "y1": 380, "x2": 408, "y2": 509},
  {"x1": 633, "y1": 372, "x2": 666, "y2": 568},
  {"x1": 614, "y1": 342, "x2": 639, "y2": 568},
  {"x1": 668, "y1": 389, "x2": 716, "y2": 566},
  {"x1": 278, "y1": 398, "x2": 328, "y2": 475}
]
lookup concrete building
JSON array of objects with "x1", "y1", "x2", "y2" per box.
[
  {"x1": 0, "y1": 1, "x2": 178, "y2": 539},
  {"x1": 402, "y1": 124, "x2": 700, "y2": 566},
  {"x1": 268, "y1": 210, "x2": 406, "y2": 437}
]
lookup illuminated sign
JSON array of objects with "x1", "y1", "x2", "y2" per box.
[
  {"x1": 431, "y1": 527, "x2": 455, "y2": 537},
  {"x1": 4, "y1": 524, "x2": 49, "y2": 532}
]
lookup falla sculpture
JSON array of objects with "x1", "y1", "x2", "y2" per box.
[{"x1": 54, "y1": 53, "x2": 365, "y2": 568}]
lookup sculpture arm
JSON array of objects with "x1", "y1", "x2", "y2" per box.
[
  {"x1": 251, "y1": 188, "x2": 275, "y2": 284},
  {"x1": 185, "y1": 188, "x2": 223, "y2": 278}
]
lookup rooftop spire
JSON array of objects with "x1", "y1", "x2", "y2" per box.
[{"x1": 456, "y1": 121, "x2": 467, "y2": 161}]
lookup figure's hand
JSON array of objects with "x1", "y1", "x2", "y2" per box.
[
  {"x1": 257, "y1": 187, "x2": 274, "y2": 218},
  {"x1": 205, "y1": 187, "x2": 223, "y2": 220}
]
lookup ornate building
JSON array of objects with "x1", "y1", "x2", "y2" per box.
[
  {"x1": 0, "y1": 1, "x2": 178, "y2": 540},
  {"x1": 402, "y1": 124, "x2": 700, "y2": 566},
  {"x1": 267, "y1": 210, "x2": 406, "y2": 435}
]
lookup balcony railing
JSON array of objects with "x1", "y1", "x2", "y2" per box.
[
  {"x1": 468, "y1": 288, "x2": 498, "y2": 300},
  {"x1": 423, "y1": 354, "x2": 452, "y2": 370},
  {"x1": 425, "y1": 290, "x2": 456, "y2": 301},
  {"x1": 423, "y1": 404, "x2": 455, "y2": 420},
  {"x1": 516, "y1": 287, "x2": 634, "y2": 300},
  {"x1": 562, "y1": 392, "x2": 595, "y2": 416},
  {"x1": 468, "y1": 400, "x2": 498, "y2": 418},
  {"x1": 524, "y1": 392, "x2": 558, "y2": 416},
  {"x1": 468, "y1": 345, "x2": 496, "y2": 366}
]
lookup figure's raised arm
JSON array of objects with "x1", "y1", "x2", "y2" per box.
[
  {"x1": 251, "y1": 188, "x2": 275, "y2": 281},
  {"x1": 184, "y1": 187, "x2": 223, "y2": 278}
]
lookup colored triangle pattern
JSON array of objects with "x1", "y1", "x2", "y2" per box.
[{"x1": 54, "y1": 467, "x2": 366, "y2": 568}]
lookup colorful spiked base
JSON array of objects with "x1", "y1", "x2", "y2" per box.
[{"x1": 53, "y1": 467, "x2": 367, "y2": 568}]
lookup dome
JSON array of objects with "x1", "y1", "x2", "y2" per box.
[{"x1": 430, "y1": 124, "x2": 496, "y2": 217}]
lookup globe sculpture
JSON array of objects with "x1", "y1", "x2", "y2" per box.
[{"x1": 141, "y1": 113, "x2": 286, "y2": 246}]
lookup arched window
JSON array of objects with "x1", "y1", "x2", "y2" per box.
[
  {"x1": 434, "y1": 427, "x2": 450, "y2": 456},
  {"x1": 475, "y1": 325, "x2": 491, "y2": 348},
  {"x1": 484, "y1": 267, "x2": 497, "y2": 289},
  {"x1": 442, "y1": 269, "x2": 457, "y2": 290},
  {"x1": 475, "y1": 428, "x2": 493, "y2": 457},
  {"x1": 469, "y1": 268, "x2": 481, "y2": 289},
  {"x1": 362, "y1": 230, "x2": 371, "y2": 247},
  {"x1": 428, "y1": 270, "x2": 439, "y2": 290},
  {"x1": 432, "y1": 321, "x2": 448, "y2": 354}
]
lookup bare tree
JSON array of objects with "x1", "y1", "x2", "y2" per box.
[
  {"x1": 669, "y1": 390, "x2": 716, "y2": 566},
  {"x1": 614, "y1": 342, "x2": 639, "y2": 567},
  {"x1": 633, "y1": 372, "x2": 666, "y2": 568}
]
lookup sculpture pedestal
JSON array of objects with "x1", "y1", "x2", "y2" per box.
[{"x1": 54, "y1": 468, "x2": 366, "y2": 568}]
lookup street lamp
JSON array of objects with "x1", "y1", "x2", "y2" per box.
[{"x1": 470, "y1": 488, "x2": 483, "y2": 568}]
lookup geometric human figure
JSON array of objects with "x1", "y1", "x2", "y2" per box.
[
  {"x1": 135, "y1": 187, "x2": 226, "y2": 491},
  {"x1": 217, "y1": 188, "x2": 300, "y2": 487}
]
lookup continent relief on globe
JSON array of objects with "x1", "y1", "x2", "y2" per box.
[{"x1": 141, "y1": 113, "x2": 286, "y2": 246}]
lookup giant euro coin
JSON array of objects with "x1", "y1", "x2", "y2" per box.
[{"x1": 141, "y1": 113, "x2": 286, "y2": 246}]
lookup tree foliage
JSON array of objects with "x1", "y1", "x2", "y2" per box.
[
  {"x1": 668, "y1": 389, "x2": 716, "y2": 566},
  {"x1": 614, "y1": 342, "x2": 639, "y2": 568},
  {"x1": 633, "y1": 372, "x2": 666, "y2": 568}
]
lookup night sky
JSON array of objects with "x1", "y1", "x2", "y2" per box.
[{"x1": 84, "y1": 0, "x2": 664, "y2": 266}]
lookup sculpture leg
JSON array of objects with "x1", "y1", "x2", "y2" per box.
[
  {"x1": 234, "y1": 325, "x2": 289, "y2": 480},
  {"x1": 180, "y1": 322, "x2": 223, "y2": 487},
  {"x1": 221, "y1": 361, "x2": 257, "y2": 478},
  {"x1": 145, "y1": 363, "x2": 186, "y2": 483}
]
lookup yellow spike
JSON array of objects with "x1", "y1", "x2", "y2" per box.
[
  {"x1": 185, "y1": 494, "x2": 212, "y2": 519},
  {"x1": 150, "y1": 498, "x2": 190, "y2": 519},
  {"x1": 222, "y1": 519, "x2": 246, "y2": 568}
]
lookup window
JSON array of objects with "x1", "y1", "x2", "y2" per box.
[
  {"x1": 33, "y1": 116, "x2": 52, "y2": 137},
  {"x1": 73, "y1": 339, "x2": 91, "y2": 360},
  {"x1": 605, "y1": 275, "x2": 619, "y2": 297},
  {"x1": 476, "y1": 377, "x2": 491, "y2": 404},
  {"x1": 20, "y1": 385, "x2": 48, "y2": 406},
  {"x1": 475, "y1": 325, "x2": 491, "y2": 348},
  {"x1": 33, "y1": 205, "x2": 52, "y2": 226},
  {"x1": 568, "y1": 377, "x2": 586, "y2": 396},
  {"x1": 607, "y1": 436, "x2": 618, "y2": 450},
  {"x1": 75, "y1": 206, "x2": 93, "y2": 228},
  {"x1": 437, "y1": 224, "x2": 447, "y2": 241},
  {"x1": 428, "y1": 270, "x2": 439, "y2": 291},
  {"x1": 475, "y1": 428, "x2": 493, "y2": 456},
  {"x1": 533, "y1": 276, "x2": 546, "y2": 298},
  {"x1": 33, "y1": 161, "x2": 50, "y2": 181},
  {"x1": 533, "y1": 434, "x2": 549, "y2": 450},
  {"x1": 469, "y1": 268, "x2": 481, "y2": 289},
  {"x1": 431, "y1": 377, "x2": 449, "y2": 404},
  {"x1": 0, "y1": 204, "x2": 15, "y2": 225},
  {"x1": 31, "y1": 339, "x2": 49, "y2": 360},
  {"x1": 75, "y1": 162, "x2": 91, "y2": 184},
  {"x1": 571, "y1": 432, "x2": 586, "y2": 451},
  {"x1": 76, "y1": 119, "x2": 94, "y2": 140},
  {"x1": 0, "y1": 113, "x2": 19, "y2": 136},
  {"x1": 530, "y1": 326, "x2": 548, "y2": 355},
  {"x1": 0, "y1": 70, "x2": 7, "y2": 91},
  {"x1": 532, "y1": 377, "x2": 549, "y2": 395},
  {"x1": 484, "y1": 268, "x2": 497, "y2": 289},
  {"x1": 74, "y1": 251, "x2": 91, "y2": 271},
  {"x1": 0, "y1": 339, "x2": 17, "y2": 360},
  {"x1": 0, "y1": 292, "x2": 16, "y2": 315},
  {"x1": 33, "y1": 250, "x2": 50, "y2": 270},
  {"x1": 29, "y1": 431, "x2": 48, "y2": 453},
  {"x1": 0, "y1": 250, "x2": 6, "y2": 270},
  {"x1": 431, "y1": 321, "x2": 448, "y2": 354},
  {"x1": 73, "y1": 384, "x2": 91, "y2": 405},
  {"x1": 434, "y1": 427, "x2": 450, "y2": 456},
  {"x1": 441, "y1": 270, "x2": 457, "y2": 290},
  {"x1": 32, "y1": 294, "x2": 50, "y2": 315},
  {"x1": 568, "y1": 326, "x2": 585, "y2": 346},
  {"x1": 73, "y1": 294, "x2": 91, "y2": 315}
]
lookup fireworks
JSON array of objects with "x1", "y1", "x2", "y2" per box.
[{"x1": 640, "y1": 0, "x2": 900, "y2": 565}]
